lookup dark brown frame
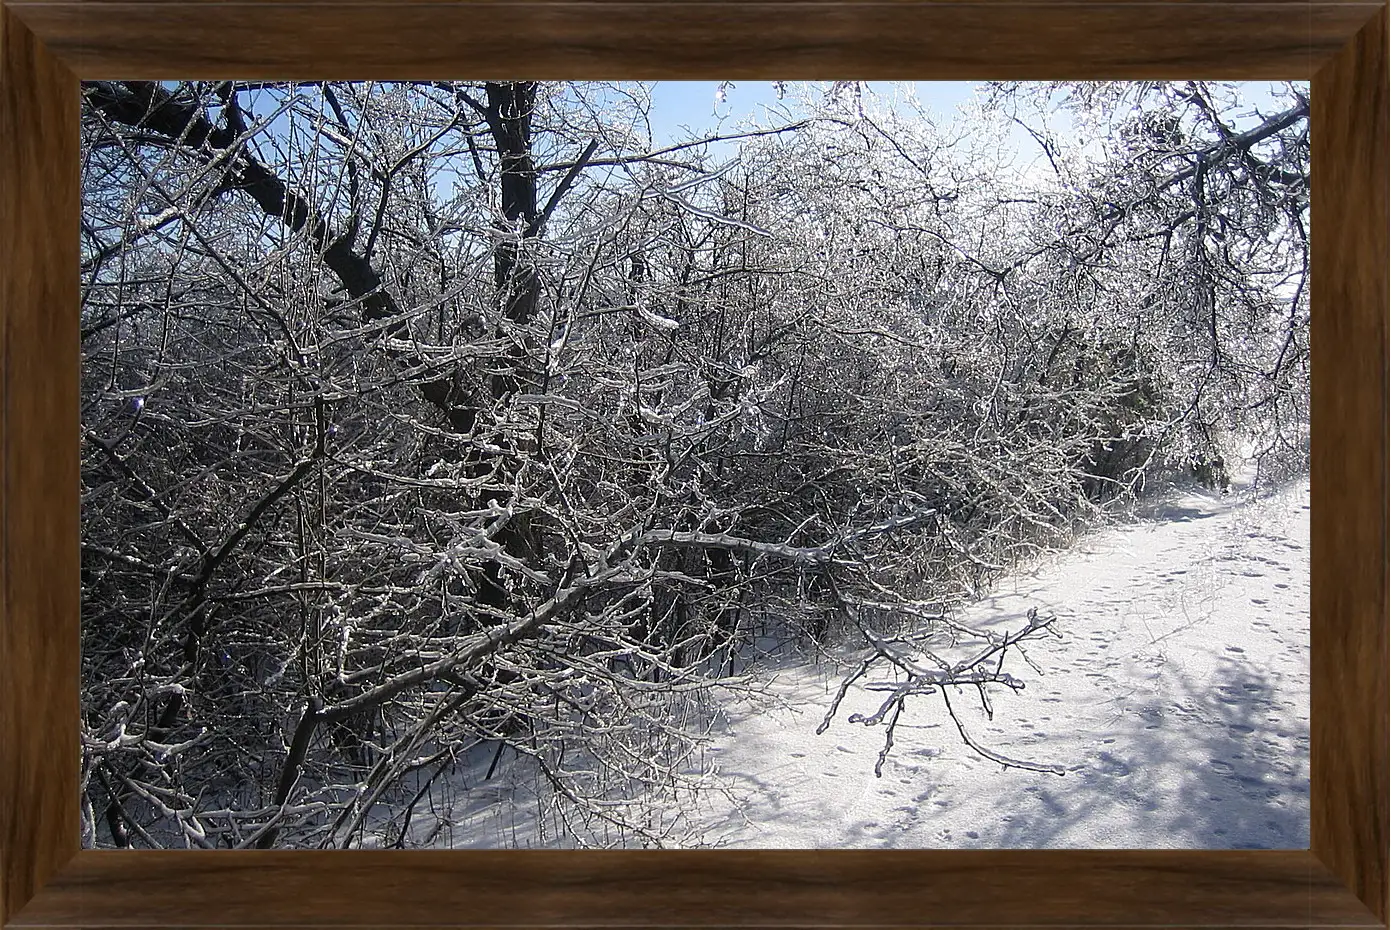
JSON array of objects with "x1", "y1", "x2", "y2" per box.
[{"x1": 1, "y1": 3, "x2": 1385, "y2": 926}]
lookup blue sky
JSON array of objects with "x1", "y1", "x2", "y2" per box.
[
  {"x1": 179, "y1": 80, "x2": 1305, "y2": 216},
  {"x1": 648, "y1": 81, "x2": 980, "y2": 144},
  {"x1": 647, "y1": 81, "x2": 1298, "y2": 140},
  {"x1": 643, "y1": 80, "x2": 1303, "y2": 181},
  {"x1": 214, "y1": 80, "x2": 1302, "y2": 169}
]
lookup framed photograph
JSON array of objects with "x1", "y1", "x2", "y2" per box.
[{"x1": 2, "y1": 2, "x2": 1385, "y2": 927}]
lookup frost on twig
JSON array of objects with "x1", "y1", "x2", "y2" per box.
[{"x1": 825, "y1": 606, "x2": 1067, "y2": 777}]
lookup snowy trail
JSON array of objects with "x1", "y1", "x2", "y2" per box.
[{"x1": 697, "y1": 474, "x2": 1310, "y2": 849}]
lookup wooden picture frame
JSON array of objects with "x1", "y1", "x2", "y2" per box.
[{"x1": 2, "y1": 2, "x2": 1385, "y2": 926}]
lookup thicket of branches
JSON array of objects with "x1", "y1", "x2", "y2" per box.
[{"x1": 79, "y1": 80, "x2": 1309, "y2": 848}]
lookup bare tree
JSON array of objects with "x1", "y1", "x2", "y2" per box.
[{"x1": 79, "y1": 80, "x2": 1308, "y2": 848}]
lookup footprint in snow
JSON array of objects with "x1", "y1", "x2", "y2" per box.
[{"x1": 1095, "y1": 752, "x2": 1132, "y2": 777}]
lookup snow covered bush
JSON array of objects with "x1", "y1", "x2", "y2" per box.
[{"x1": 79, "y1": 79, "x2": 1308, "y2": 848}]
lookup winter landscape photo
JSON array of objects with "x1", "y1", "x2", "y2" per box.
[{"x1": 79, "y1": 80, "x2": 1311, "y2": 850}]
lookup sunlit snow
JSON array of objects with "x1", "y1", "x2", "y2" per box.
[
  {"x1": 367, "y1": 465, "x2": 1309, "y2": 850},
  {"x1": 697, "y1": 467, "x2": 1309, "y2": 849}
]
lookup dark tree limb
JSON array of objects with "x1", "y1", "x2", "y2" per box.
[
  {"x1": 256, "y1": 695, "x2": 325, "y2": 849},
  {"x1": 84, "y1": 81, "x2": 480, "y2": 435}
]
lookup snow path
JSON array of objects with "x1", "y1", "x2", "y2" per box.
[{"x1": 697, "y1": 475, "x2": 1310, "y2": 849}]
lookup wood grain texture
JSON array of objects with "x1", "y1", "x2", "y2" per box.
[
  {"x1": 0, "y1": 2, "x2": 1376, "y2": 80},
  {"x1": 0, "y1": 1, "x2": 1386, "y2": 927},
  {"x1": 1310, "y1": 5, "x2": 1391, "y2": 925},
  {"x1": 6, "y1": 850, "x2": 1385, "y2": 927},
  {"x1": 13, "y1": 0, "x2": 1380, "y2": 5},
  {"x1": 0, "y1": 3, "x2": 79, "y2": 927}
]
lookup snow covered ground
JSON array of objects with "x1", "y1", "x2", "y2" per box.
[
  {"x1": 359, "y1": 467, "x2": 1309, "y2": 850},
  {"x1": 693, "y1": 470, "x2": 1310, "y2": 849}
]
